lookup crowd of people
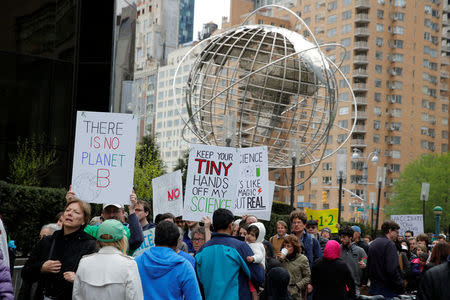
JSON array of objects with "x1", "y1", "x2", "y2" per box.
[{"x1": 0, "y1": 190, "x2": 448, "y2": 300}]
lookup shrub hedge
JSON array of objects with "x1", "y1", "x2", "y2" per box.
[{"x1": 0, "y1": 181, "x2": 67, "y2": 255}]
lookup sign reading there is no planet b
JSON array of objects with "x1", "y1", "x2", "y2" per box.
[
  {"x1": 152, "y1": 170, "x2": 184, "y2": 221},
  {"x1": 71, "y1": 111, "x2": 137, "y2": 205}
]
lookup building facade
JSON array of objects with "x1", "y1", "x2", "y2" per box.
[
  {"x1": 226, "y1": 0, "x2": 449, "y2": 224},
  {"x1": 179, "y1": 0, "x2": 195, "y2": 44}
]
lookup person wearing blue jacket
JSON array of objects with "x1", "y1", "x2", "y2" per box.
[
  {"x1": 135, "y1": 221, "x2": 201, "y2": 300},
  {"x1": 290, "y1": 210, "x2": 322, "y2": 268},
  {"x1": 196, "y1": 209, "x2": 265, "y2": 300}
]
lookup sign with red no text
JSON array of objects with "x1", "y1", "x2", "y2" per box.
[
  {"x1": 152, "y1": 170, "x2": 184, "y2": 221},
  {"x1": 71, "y1": 111, "x2": 137, "y2": 205}
]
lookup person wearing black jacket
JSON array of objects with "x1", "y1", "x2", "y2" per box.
[
  {"x1": 311, "y1": 240, "x2": 356, "y2": 300},
  {"x1": 367, "y1": 221, "x2": 403, "y2": 299},
  {"x1": 417, "y1": 255, "x2": 450, "y2": 300},
  {"x1": 21, "y1": 198, "x2": 96, "y2": 300}
]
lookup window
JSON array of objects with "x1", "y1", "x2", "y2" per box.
[
  {"x1": 442, "y1": 131, "x2": 449, "y2": 139},
  {"x1": 341, "y1": 65, "x2": 350, "y2": 74},
  {"x1": 376, "y1": 38, "x2": 383, "y2": 47},
  {"x1": 375, "y1": 79, "x2": 382, "y2": 87},
  {"x1": 377, "y1": 10, "x2": 384, "y2": 19},
  {"x1": 338, "y1": 120, "x2": 348, "y2": 128},
  {"x1": 374, "y1": 92, "x2": 381, "y2": 102},
  {"x1": 341, "y1": 37, "x2": 351, "y2": 46},
  {"x1": 393, "y1": 40, "x2": 404, "y2": 49},
  {"x1": 328, "y1": 14, "x2": 337, "y2": 24},
  {"x1": 338, "y1": 93, "x2": 349, "y2": 101},
  {"x1": 374, "y1": 120, "x2": 381, "y2": 129},
  {"x1": 304, "y1": 5, "x2": 311, "y2": 12},
  {"x1": 392, "y1": 67, "x2": 403, "y2": 76},
  {"x1": 376, "y1": 51, "x2": 383, "y2": 60},
  {"x1": 376, "y1": 24, "x2": 384, "y2": 32},
  {"x1": 443, "y1": 104, "x2": 449, "y2": 112},
  {"x1": 322, "y1": 162, "x2": 333, "y2": 170},
  {"x1": 328, "y1": 1, "x2": 338, "y2": 11},
  {"x1": 394, "y1": 0, "x2": 406, "y2": 7},
  {"x1": 341, "y1": 24, "x2": 352, "y2": 34},
  {"x1": 374, "y1": 106, "x2": 382, "y2": 115},
  {"x1": 373, "y1": 134, "x2": 380, "y2": 143},
  {"x1": 393, "y1": 26, "x2": 404, "y2": 35},
  {"x1": 375, "y1": 65, "x2": 382, "y2": 73},
  {"x1": 327, "y1": 28, "x2": 337, "y2": 37},
  {"x1": 343, "y1": 0, "x2": 352, "y2": 6},
  {"x1": 322, "y1": 176, "x2": 332, "y2": 184},
  {"x1": 393, "y1": 12, "x2": 405, "y2": 21},
  {"x1": 297, "y1": 184, "x2": 304, "y2": 191},
  {"x1": 391, "y1": 95, "x2": 402, "y2": 103},
  {"x1": 339, "y1": 106, "x2": 349, "y2": 115},
  {"x1": 392, "y1": 53, "x2": 404, "y2": 62},
  {"x1": 298, "y1": 171, "x2": 305, "y2": 178},
  {"x1": 391, "y1": 81, "x2": 403, "y2": 90},
  {"x1": 342, "y1": 10, "x2": 352, "y2": 20},
  {"x1": 340, "y1": 51, "x2": 350, "y2": 61},
  {"x1": 311, "y1": 177, "x2": 318, "y2": 185}
]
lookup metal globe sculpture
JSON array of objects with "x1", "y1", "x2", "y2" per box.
[{"x1": 177, "y1": 5, "x2": 356, "y2": 174}]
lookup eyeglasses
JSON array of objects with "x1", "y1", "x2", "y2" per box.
[{"x1": 192, "y1": 238, "x2": 205, "y2": 242}]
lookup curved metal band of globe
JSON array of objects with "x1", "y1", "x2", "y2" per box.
[
  {"x1": 173, "y1": 4, "x2": 356, "y2": 188},
  {"x1": 181, "y1": 43, "x2": 335, "y2": 167},
  {"x1": 179, "y1": 42, "x2": 355, "y2": 168},
  {"x1": 273, "y1": 55, "x2": 357, "y2": 188}
]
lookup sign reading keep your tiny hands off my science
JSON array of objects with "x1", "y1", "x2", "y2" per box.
[{"x1": 71, "y1": 111, "x2": 137, "y2": 205}]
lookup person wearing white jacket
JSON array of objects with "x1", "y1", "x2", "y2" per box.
[
  {"x1": 245, "y1": 222, "x2": 266, "y2": 269},
  {"x1": 73, "y1": 219, "x2": 143, "y2": 300}
]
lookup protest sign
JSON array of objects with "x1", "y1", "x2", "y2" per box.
[
  {"x1": 183, "y1": 144, "x2": 239, "y2": 221},
  {"x1": 234, "y1": 146, "x2": 272, "y2": 220},
  {"x1": 132, "y1": 228, "x2": 155, "y2": 257},
  {"x1": 246, "y1": 181, "x2": 275, "y2": 221},
  {"x1": 305, "y1": 208, "x2": 339, "y2": 233},
  {"x1": 390, "y1": 214, "x2": 424, "y2": 236},
  {"x1": 152, "y1": 170, "x2": 184, "y2": 221},
  {"x1": 71, "y1": 111, "x2": 137, "y2": 205}
]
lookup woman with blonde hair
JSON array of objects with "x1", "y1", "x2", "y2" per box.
[
  {"x1": 22, "y1": 198, "x2": 97, "y2": 299},
  {"x1": 73, "y1": 219, "x2": 143, "y2": 300}
]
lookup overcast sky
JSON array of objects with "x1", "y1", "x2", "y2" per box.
[{"x1": 193, "y1": 0, "x2": 230, "y2": 41}]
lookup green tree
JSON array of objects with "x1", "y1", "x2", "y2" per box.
[
  {"x1": 173, "y1": 149, "x2": 189, "y2": 190},
  {"x1": 385, "y1": 153, "x2": 449, "y2": 233},
  {"x1": 8, "y1": 135, "x2": 58, "y2": 186},
  {"x1": 133, "y1": 135, "x2": 165, "y2": 203}
]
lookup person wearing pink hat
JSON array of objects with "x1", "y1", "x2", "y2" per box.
[{"x1": 310, "y1": 240, "x2": 356, "y2": 300}]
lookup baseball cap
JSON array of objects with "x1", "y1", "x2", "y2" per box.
[
  {"x1": 351, "y1": 225, "x2": 361, "y2": 234},
  {"x1": 321, "y1": 227, "x2": 331, "y2": 234},
  {"x1": 96, "y1": 219, "x2": 126, "y2": 242},
  {"x1": 103, "y1": 203, "x2": 123, "y2": 209}
]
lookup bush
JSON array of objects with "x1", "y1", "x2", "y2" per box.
[
  {"x1": 272, "y1": 201, "x2": 294, "y2": 215},
  {"x1": 0, "y1": 181, "x2": 66, "y2": 255}
]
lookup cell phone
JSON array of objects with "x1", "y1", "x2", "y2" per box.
[{"x1": 361, "y1": 257, "x2": 367, "y2": 264}]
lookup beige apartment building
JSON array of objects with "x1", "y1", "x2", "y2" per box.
[{"x1": 224, "y1": 0, "x2": 449, "y2": 225}]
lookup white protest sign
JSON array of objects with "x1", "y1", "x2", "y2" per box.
[
  {"x1": 390, "y1": 214, "x2": 424, "y2": 236},
  {"x1": 234, "y1": 146, "x2": 273, "y2": 220},
  {"x1": 71, "y1": 111, "x2": 137, "y2": 205},
  {"x1": 152, "y1": 170, "x2": 183, "y2": 221},
  {"x1": 249, "y1": 181, "x2": 275, "y2": 221},
  {"x1": 132, "y1": 228, "x2": 155, "y2": 257},
  {"x1": 183, "y1": 144, "x2": 239, "y2": 221}
]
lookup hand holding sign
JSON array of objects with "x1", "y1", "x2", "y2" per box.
[
  {"x1": 129, "y1": 189, "x2": 137, "y2": 214},
  {"x1": 66, "y1": 185, "x2": 76, "y2": 202}
]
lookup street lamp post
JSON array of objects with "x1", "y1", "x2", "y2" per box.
[
  {"x1": 338, "y1": 170, "x2": 343, "y2": 223},
  {"x1": 289, "y1": 139, "x2": 300, "y2": 210},
  {"x1": 433, "y1": 206, "x2": 443, "y2": 235},
  {"x1": 352, "y1": 149, "x2": 379, "y2": 222}
]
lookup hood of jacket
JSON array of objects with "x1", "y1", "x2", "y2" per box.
[
  {"x1": 249, "y1": 222, "x2": 266, "y2": 243},
  {"x1": 137, "y1": 246, "x2": 185, "y2": 279},
  {"x1": 323, "y1": 240, "x2": 340, "y2": 260}
]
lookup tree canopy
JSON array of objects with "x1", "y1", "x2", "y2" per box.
[
  {"x1": 385, "y1": 153, "x2": 449, "y2": 233},
  {"x1": 133, "y1": 135, "x2": 165, "y2": 206},
  {"x1": 173, "y1": 149, "x2": 189, "y2": 190}
]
